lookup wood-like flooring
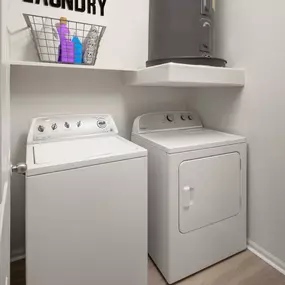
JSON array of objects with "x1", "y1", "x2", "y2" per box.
[{"x1": 11, "y1": 251, "x2": 285, "y2": 285}]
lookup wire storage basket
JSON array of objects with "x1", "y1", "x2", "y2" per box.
[{"x1": 23, "y1": 14, "x2": 106, "y2": 65}]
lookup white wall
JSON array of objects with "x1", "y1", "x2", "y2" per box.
[
  {"x1": 188, "y1": 0, "x2": 285, "y2": 267},
  {"x1": 10, "y1": 65, "x2": 190, "y2": 258}
]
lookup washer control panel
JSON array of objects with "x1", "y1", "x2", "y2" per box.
[
  {"x1": 30, "y1": 114, "x2": 118, "y2": 143},
  {"x1": 132, "y1": 111, "x2": 203, "y2": 134}
]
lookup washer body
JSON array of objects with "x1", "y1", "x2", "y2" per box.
[
  {"x1": 26, "y1": 114, "x2": 148, "y2": 285},
  {"x1": 132, "y1": 111, "x2": 247, "y2": 284}
]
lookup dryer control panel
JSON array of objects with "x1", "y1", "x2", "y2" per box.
[
  {"x1": 132, "y1": 111, "x2": 203, "y2": 134},
  {"x1": 28, "y1": 114, "x2": 119, "y2": 143}
]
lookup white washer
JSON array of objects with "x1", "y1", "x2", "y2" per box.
[
  {"x1": 132, "y1": 111, "x2": 247, "y2": 284},
  {"x1": 26, "y1": 114, "x2": 148, "y2": 285}
]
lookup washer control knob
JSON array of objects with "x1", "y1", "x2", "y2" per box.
[
  {"x1": 77, "y1": 121, "x2": 82, "y2": 128},
  {"x1": 188, "y1": 115, "x2": 193, "y2": 121},
  {"x1": 38, "y1": 125, "x2": 45, "y2": 133},
  {"x1": 64, "y1": 122, "x2": 70, "y2": 129},
  {"x1": 97, "y1": 119, "x2": 107, "y2": 129},
  {"x1": 51, "y1": 123, "x2": 57, "y2": 130},
  {"x1": 166, "y1": 114, "x2": 174, "y2": 122}
]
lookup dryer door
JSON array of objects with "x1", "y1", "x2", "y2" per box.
[{"x1": 179, "y1": 153, "x2": 241, "y2": 234}]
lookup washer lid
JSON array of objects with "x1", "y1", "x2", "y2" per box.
[
  {"x1": 135, "y1": 128, "x2": 246, "y2": 154},
  {"x1": 27, "y1": 136, "x2": 147, "y2": 176}
]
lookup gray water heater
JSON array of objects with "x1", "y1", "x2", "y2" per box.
[{"x1": 147, "y1": 0, "x2": 226, "y2": 67}]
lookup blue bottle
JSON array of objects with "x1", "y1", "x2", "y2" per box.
[{"x1": 72, "y1": 36, "x2": 83, "y2": 64}]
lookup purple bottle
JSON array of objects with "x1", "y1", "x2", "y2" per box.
[{"x1": 57, "y1": 17, "x2": 74, "y2": 63}]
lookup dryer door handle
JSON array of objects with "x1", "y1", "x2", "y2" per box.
[{"x1": 182, "y1": 186, "x2": 195, "y2": 209}]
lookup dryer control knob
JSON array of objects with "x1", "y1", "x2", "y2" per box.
[
  {"x1": 181, "y1": 114, "x2": 187, "y2": 121},
  {"x1": 166, "y1": 114, "x2": 174, "y2": 122},
  {"x1": 38, "y1": 125, "x2": 45, "y2": 133},
  {"x1": 64, "y1": 122, "x2": 70, "y2": 129},
  {"x1": 77, "y1": 121, "x2": 82, "y2": 128}
]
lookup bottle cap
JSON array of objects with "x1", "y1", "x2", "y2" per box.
[{"x1": 60, "y1": 17, "x2": 67, "y2": 24}]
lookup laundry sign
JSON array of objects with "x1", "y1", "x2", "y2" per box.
[{"x1": 22, "y1": 0, "x2": 108, "y2": 16}]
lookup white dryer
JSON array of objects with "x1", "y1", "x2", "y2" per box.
[
  {"x1": 132, "y1": 111, "x2": 247, "y2": 284},
  {"x1": 26, "y1": 114, "x2": 148, "y2": 285}
]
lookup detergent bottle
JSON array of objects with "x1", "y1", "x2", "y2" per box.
[
  {"x1": 57, "y1": 17, "x2": 74, "y2": 63},
  {"x1": 72, "y1": 35, "x2": 83, "y2": 64},
  {"x1": 36, "y1": 18, "x2": 59, "y2": 62}
]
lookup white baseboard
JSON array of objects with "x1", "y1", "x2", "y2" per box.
[
  {"x1": 11, "y1": 254, "x2": 25, "y2": 263},
  {"x1": 248, "y1": 240, "x2": 285, "y2": 276}
]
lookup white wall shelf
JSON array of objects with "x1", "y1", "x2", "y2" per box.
[
  {"x1": 9, "y1": 61, "x2": 136, "y2": 72},
  {"x1": 123, "y1": 63, "x2": 245, "y2": 87},
  {"x1": 10, "y1": 61, "x2": 245, "y2": 88}
]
